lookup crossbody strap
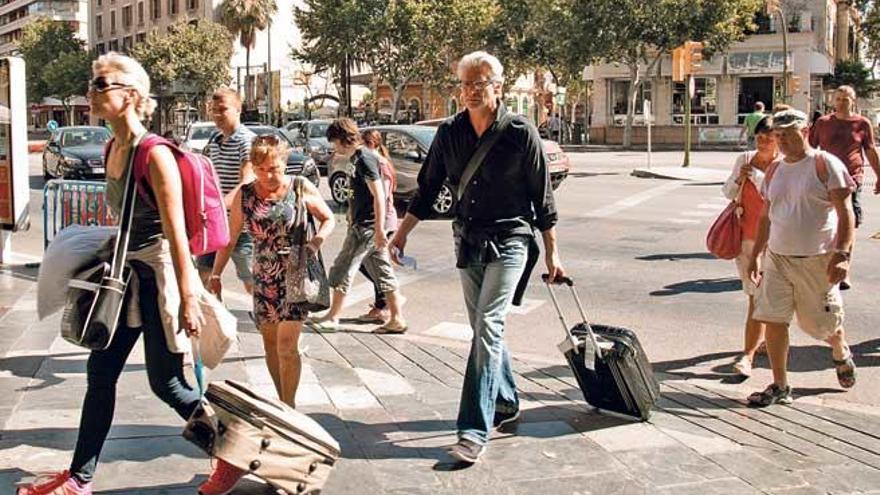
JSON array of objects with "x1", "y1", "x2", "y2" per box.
[
  {"x1": 109, "y1": 132, "x2": 147, "y2": 278},
  {"x1": 457, "y1": 112, "x2": 515, "y2": 201}
]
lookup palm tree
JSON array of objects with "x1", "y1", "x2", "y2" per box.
[{"x1": 216, "y1": 0, "x2": 277, "y2": 108}]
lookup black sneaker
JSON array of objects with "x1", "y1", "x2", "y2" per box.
[
  {"x1": 447, "y1": 438, "x2": 486, "y2": 463},
  {"x1": 493, "y1": 409, "x2": 521, "y2": 430},
  {"x1": 747, "y1": 383, "x2": 793, "y2": 407}
]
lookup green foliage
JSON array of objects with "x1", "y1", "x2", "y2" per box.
[
  {"x1": 862, "y1": 1, "x2": 880, "y2": 68},
  {"x1": 129, "y1": 19, "x2": 234, "y2": 96},
  {"x1": 824, "y1": 59, "x2": 880, "y2": 97},
  {"x1": 17, "y1": 18, "x2": 89, "y2": 104},
  {"x1": 41, "y1": 51, "x2": 91, "y2": 105},
  {"x1": 295, "y1": 0, "x2": 493, "y2": 119},
  {"x1": 216, "y1": 0, "x2": 277, "y2": 50}
]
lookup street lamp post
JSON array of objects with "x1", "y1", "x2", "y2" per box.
[{"x1": 768, "y1": 0, "x2": 789, "y2": 104}]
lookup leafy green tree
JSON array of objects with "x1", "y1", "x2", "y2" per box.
[
  {"x1": 40, "y1": 50, "x2": 92, "y2": 123},
  {"x1": 588, "y1": 0, "x2": 761, "y2": 148},
  {"x1": 129, "y1": 19, "x2": 234, "y2": 130},
  {"x1": 295, "y1": 0, "x2": 494, "y2": 121},
  {"x1": 216, "y1": 0, "x2": 278, "y2": 107},
  {"x1": 824, "y1": 59, "x2": 880, "y2": 97},
  {"x1": 17, "y1": 17, "x2": 91, "y2": 120}
]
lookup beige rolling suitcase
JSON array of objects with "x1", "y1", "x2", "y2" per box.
[{"x1": 183, "y1": 380, "x2": 340, "y2": 494}]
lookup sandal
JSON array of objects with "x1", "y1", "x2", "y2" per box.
[
  {"x1": 747, "y1": 383, "x2": 793, "y2": 407},
  {"x1": 374, "y1": 323, "x2": 408, "y2": 334},
  {"x1": 832, "y1": 353, "x2": 857, "y2": 389}
]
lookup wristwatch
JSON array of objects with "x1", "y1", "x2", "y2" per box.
[{"x1": 833, "y1": 249, "x2": 851, "y2": 261}]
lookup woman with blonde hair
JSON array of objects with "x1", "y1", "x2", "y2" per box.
[
  {"x1": 18, "y1": 52, "x2": 213, "y2": 494},
  {"x1": 211, "y1": 133, "x2": 334, "y2": 412}
]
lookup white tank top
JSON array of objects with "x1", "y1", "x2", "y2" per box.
[{"x1": 764, "y1": 151, "x2": 851, "y2": 256}]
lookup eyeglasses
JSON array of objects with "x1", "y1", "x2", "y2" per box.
[
  {"x1": 89, "y1": 76, "x2": 132, "y2": 93},
  {"x1": 459, "y1": 79, "x2": 495, "y2": 92}
]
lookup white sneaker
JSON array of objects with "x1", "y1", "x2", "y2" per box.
[{"x1": 733, "y1": 354, "x2": 752, "y2": 377}]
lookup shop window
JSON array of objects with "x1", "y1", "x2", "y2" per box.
[
  {"x1": 672, "y1": 77, "x2": 719, "y2": 125},
  {"x1": 610, "y1": 80, "x2": 652, "y2": 117}
]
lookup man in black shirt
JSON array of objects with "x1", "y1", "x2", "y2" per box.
[
  {"x1": 390, "y1": 51, "x2": 565, "y2": 463},
  {"x1": 312, "y1": 118, "x2": 407, "y2": 333}
]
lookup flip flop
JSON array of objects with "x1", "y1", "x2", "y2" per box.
[
  {"x1": 374, "y1": 323, "x2": 408, "y2": 335},
  {"x1": 308, "y1": 319, "x2": 340, "y2": 333}
]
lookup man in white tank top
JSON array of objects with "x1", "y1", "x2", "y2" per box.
[{"x1": 746, "y1": 109, "x2": 857, "y2": 407}]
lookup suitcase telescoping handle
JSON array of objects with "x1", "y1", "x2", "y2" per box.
[{"x1": 542, "y1": 274, "x2": 602, "y2": 365}]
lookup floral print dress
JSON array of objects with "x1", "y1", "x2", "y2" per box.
[{"x1": 241, "y1": 179, "x2": 309, "y2": 325}]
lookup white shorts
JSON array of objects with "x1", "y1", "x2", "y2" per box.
[
  {"x1": 753, "y1": 251, "x2": 844, "y2": 340},
  {"x1": 734, "y1": 239, "x2": 758, "y2": 296}
]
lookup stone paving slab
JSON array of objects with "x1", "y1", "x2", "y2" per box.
[{"x1": 3, "y1": 273, "x2": 880, "y2": 494}]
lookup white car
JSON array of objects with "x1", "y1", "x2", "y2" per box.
[{"x1": 183, "y1": 121, "x2": 218, "y2": 153}]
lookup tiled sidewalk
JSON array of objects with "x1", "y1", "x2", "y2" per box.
[{"x1": 2, "y1": 264, "x2": 880, "y2": 494}]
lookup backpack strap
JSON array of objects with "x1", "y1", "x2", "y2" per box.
[
  {"x1": 815, "y1": 151, "x2": 829, "y2": 185},
  {"x1": 132, "y1": 134, "x2": 187, "y2": 207}
]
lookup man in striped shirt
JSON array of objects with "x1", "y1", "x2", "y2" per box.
[{"x1": 197, "y1": 87, "x2": 257, "y2": 296}]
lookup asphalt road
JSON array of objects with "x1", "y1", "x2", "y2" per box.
[{"x1": 21, "y1": 149, "x2": 880, "y2": 408}]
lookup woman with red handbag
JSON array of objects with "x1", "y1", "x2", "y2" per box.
[{"x1": 723, "y1": 116, "x2": 779, "y2": 377}]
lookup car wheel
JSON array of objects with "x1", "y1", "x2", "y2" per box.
[
  {"x1": 330, "y1": 173, "x2": 350, "y2": 205},
  {"x1": 432, "y1": 184, "x2": 456, "y2": 216}
]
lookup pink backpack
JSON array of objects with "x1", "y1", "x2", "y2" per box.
[{"x1": 131, "y1": 134, "x2": 230, "y2": 256}]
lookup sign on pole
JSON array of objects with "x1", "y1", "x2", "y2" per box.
[{"x1": 0, "y1": 57, "x2": 30, "y2": 263}]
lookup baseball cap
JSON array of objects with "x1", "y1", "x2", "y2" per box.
[{"x1": 771, "y1": 109, "x2": 808, "y2": 129}]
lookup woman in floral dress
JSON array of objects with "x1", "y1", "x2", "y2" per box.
[{"x1": 210, "y1": 134, "x2": 334, "y2": 408}]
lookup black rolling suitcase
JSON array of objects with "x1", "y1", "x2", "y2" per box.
[{"x1": 544, "y1": 275, "x2": 660, "y2": 421}]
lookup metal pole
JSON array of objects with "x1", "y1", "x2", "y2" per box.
[
  {"x1": 645, "y1": 100, "x2": 652, "y2": 169},
  {"x1": 683, "y1": 74, "x2": 692, "y2": 168},
  {"x1": 777, "y1": 6, "x2": 789, "y2": 104}
]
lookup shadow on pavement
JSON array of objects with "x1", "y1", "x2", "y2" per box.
[
  {"x1": 636, "y1": 252, "x2": 716, "y2": 262},
  {"x1": 0, "y1": 264, "x2": 39, "y2": 282},
  {"x1": 650, "y1": 277, "x2": 741, "y2": 296},
  {"x1": 654, "y1": 338, "x2": 880, "y2": 378}
]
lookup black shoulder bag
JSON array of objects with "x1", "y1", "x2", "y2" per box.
[{"x1": 61, "y1": 134, "x2": 144, "y2": 350}]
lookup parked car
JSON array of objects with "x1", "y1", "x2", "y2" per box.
[
  {"x1": 285, "y1": 119, "x2": 334, "y2": 175},
  {"x1": 245, "y1": 124, "x2": 320, "y2": 187},
  {"x1": 327, "y1": 125, "x2": 458, "y2": 216},
  {"x1": 42, "y1": 126, "x2": 112, "y2": 180},
  {"x1": 182, "y1": 121, "x2": 218, "y2": 153}
]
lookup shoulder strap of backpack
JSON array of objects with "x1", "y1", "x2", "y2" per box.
[
  {"x1": 458, "y1": 112, "x2": 515, "y2": 201},
  {"x1": 815, "y1": 151, "x2": 829, "y2": 185}
]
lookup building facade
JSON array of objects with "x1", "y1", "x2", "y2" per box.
[
  {"x1": 584, "y1": 0, "x2": 860, "y2": 145},
  {"x1": 0, "y1": 0, "x2": 89, "y2": 55}
]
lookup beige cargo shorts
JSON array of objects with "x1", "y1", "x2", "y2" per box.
[{"x1": 753, "y1": 251, "x2": 844, "y2": 340}]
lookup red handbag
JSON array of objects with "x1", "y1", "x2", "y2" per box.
[{"x1": 706, "y1": 162, "x2": 747, "y2": 260}]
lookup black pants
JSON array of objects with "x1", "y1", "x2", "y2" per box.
[{"x1": 70, "y1": 262, "x2": 201, "y2": 482}]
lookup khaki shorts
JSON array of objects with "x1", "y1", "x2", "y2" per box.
[
  {"x1": 753, "y1": 251, "x2": 844, "y2": 340},
  {"x1": 734, "y1": 239, "x2": 758, "y2": 296}
]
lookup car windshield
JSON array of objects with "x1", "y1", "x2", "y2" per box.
[
  {"x1": 408, "y1": 126, "x2": 438, "y2": 148},
  {"x1": 60, "y1": 128, "x2": 110, "y2": 147},
  {"x1": 190, "y1": 125, "x2": 217, "y2": 140},
  {"x1": 308, "y1": 122, "x2": 329, "y2": 138}
]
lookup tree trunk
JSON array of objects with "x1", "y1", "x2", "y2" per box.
[
  {"x1": 390, "y1": 82, "x2": 405, "y2": 123},
  {"x1": 245, "y1": 46, "x2": 251, "y2": 109},
  {"x1": 623, "y1": 63, "x2": 642, "y2": 149}
]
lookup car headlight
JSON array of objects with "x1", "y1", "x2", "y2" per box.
[
  {"x1": 62, "y1": 156, "x2": 83, "y2": 167},
  {"x1": 307, "y1": 144, "x2": 322, "y2": 153}
]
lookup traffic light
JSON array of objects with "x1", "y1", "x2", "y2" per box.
[
  {"x1": 787, "y1": 75, "x2": 801, "y2": 94},
  {"x1": 672, "y1": 46, "x2": 686, "y2": 82},
  {"x1": 685, "y1": 41, "x2": 704, "y2": 75}
]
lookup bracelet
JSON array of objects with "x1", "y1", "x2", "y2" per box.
[{"x1": 209, "y1": 275, "x2": 221, "y2": 280}]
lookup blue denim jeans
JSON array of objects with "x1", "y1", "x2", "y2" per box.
[
  {"x1": 69, "y1": 262, "x2": 201, "y2": 482},
  {"x1": 456, "y1": 236, "x2": 528, "y2": 445}
]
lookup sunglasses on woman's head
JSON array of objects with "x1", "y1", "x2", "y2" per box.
[
  {"x1": 89, "y1": 76, "x2": 132, "y2": 93},
  {"x1": 254, "y1": 134, "x2": 281, "y2": 145}
]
